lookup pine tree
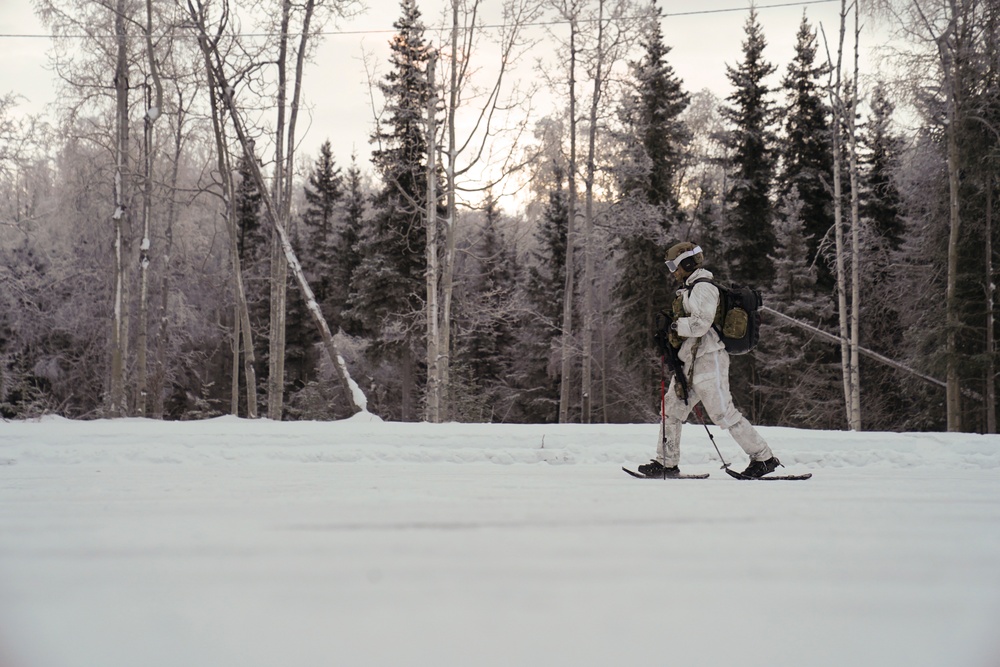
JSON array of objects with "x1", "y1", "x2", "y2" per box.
[
  {"x1": 778, "y1": 13, "x2": 835, "y2": 289},
  {"x1": 722, "y1": 6, "x2": 778, "y2": 286},
  {"x1": 346, "y1": 0, "x2": 431, "y2": 421},
  {"x1": 612, "y1": 4, "x2": 690, "y2": 379}
]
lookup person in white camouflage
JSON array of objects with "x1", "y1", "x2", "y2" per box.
[{"x1": 638, "y1": 241, "x2": 782, "y2": 479}]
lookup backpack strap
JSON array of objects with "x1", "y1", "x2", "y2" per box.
[{"x1": 686, "y1": 277, "x2": 718, "y2": 292}]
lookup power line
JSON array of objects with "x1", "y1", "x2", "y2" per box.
[{"x1": 0, "y1": 0, "x2": 838, "y2": 40}]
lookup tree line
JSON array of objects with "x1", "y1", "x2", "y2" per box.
[{"x1": 0, "y1": 0, "x2": 997, "y2": 432}]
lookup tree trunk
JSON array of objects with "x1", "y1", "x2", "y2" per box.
[
  {"x1": 440, "y1": 2, "x2": 461, "y2": 423},
  {"x1": 136, "y1": 83, "x2": 153, "y2": 416},
  {"x1": 267, "y1": 0, "x2": 293, "y2": 420},
  {"x1": 559, "y1": 10, "x2": 579, "y2": 424},
  {"x1": 109, "y1": 0, "x2": 130, "y2": 417},
  {"x1": 151, "y1": 87, "x2": 185, "y2": 420},
  {"x1": 830, "y1": 0, "x2": 855, "y2": 429},
  {"x1": 939, "y1": 11, "x2": 963, "y2": 431},
  {"x1": 580, "y1": 0, "x2": 605, "y2": 424},
  {"x1": 987, "y1": 176, "x2": 996, "y2": 433},
  {"x1": 425, "y1": 54, "x2": 441, "y2": 423},
  {"x1": 847, "y1": 7, "x2": 862, "y2": 430},
  {"x1": 136, "y1": 0, "x2": 164, "y2": 417}
]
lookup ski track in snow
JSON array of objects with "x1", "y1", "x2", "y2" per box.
[{"x1": 0, "y1": 416, "x2": 999, "y2": 667}]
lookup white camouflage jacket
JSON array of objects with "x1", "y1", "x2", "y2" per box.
[{"x1": 674, "y1": 267, "x2": 726, "y2": 365}]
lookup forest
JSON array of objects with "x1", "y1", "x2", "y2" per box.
[{"x1": 0, "y1": 0, "x2": 998, "y2": 432}]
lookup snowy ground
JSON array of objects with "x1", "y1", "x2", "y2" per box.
[{"x1": 1, "y1": 415, "x2": 999, "y2": 667}]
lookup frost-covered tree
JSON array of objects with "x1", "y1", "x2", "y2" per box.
[
  {"x1": 758, "y1": 190, "x2": 840, "y2": 427},
  {"x1": 778, "y1": 13, "x2": 834, "y2": 290},
  {"x1": 455, "y1": 194, "x2": 519, "y2": 421},
  {"x1": 722, "y1": 6, "x2": 778, "y2": 286},
  {"x1": 347, "y1": 0, "x2": 432, "y2": 421},
  {"x1": 300, "y1": 140, "x2": 344, "y2": 326}
]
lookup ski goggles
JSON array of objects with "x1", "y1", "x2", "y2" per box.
[{"x1": 665, "y1": 245, "x2": 701, "y2": 273}]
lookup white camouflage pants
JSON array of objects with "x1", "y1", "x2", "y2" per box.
[{"x1": 656, "y1": 348, "x2": 773, "y2": 467}]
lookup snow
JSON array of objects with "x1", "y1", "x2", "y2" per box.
[{"x1": 1, "y1": 417, "x2": 999, "y2": 667}]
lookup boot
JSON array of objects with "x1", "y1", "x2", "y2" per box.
[
  {"x1": 637, "y1": 460, "x2": 681, "y2": 478},
  {"x1": 740, "y1": 456, "x2": 781, "y2": 478}
]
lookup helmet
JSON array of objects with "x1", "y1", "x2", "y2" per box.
[{"x1": 664, "y1": 242, "x2": 704, "y2": 275}]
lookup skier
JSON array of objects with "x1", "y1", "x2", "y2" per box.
[{"x1": 638, "y1": 241, "x2": 782, "y2": 479}]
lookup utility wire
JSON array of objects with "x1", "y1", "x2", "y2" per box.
[{"x1": 0, "y1": 0, "x2": 838, "y2": 40}]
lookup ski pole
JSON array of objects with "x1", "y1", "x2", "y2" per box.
[{"x1": 692, "y1": 404, "x2": 730, "y2": 469}]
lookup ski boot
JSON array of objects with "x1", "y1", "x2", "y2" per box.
[
  {"x1": 637, "y1": 460, "x2": 681, "y2": 478},
  {"x1": 740, "y1": 456, "x2": 782, "y2": 478}
]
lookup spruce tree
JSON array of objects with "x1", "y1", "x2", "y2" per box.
[
  {"x1": 336, "y1": 154, "x2": 366, "y2": 336},
  {"x1": 233, "y1": 152, "x2": 269, "y2": 415},
  {"x1": 611, "y1": 4, "x2": 689, "y2": 399},
  {"x1": 778, "y1": 13, "x2": 834, "y2": 289},
  {"x1": 300, "y1": 140, "x2": 344, "y2": 324},
  {"x1": 235, "y1": 153, "x2": 265, "y2": 263},
  {"x1": 859, "y1": 83, "x2": 905, "y2": 254},
  {"x1": 346, "y1": 0, "x2": 431, "y2": 420},
  {"x1": 722, "y1": 7, "x2": 778, "y2": 286}
]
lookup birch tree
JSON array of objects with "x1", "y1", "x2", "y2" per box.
[
  {"x1": 423, "y1": 0, "x2": 541, "y2": 422},
  {"x1": 135, "y1": 0, "x2": 165, "y2": 417},
  {"x1": 821, "y1": 0, "x2": 860, "y2": 429}
]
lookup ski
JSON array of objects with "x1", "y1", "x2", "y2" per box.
[
  {"x1": 622, "y1": 467, "x2": 710, "y2": 480},
  {"x1": 724, "y1": 468, "x2": 812, "y2": 481}
]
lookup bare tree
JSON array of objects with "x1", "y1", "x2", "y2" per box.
[
  {"x1": 822, "y1": 0, "x2": 861, "y2": 429},
  {"x1": 419, "y1": 0, "x2": 542, "y2": 422},
  {"x1": 578, "y1": 0, "x2": 647, "y2": 423},
  {"x1": 135, "y1": 0, "x2": 165, "y2": 417}
]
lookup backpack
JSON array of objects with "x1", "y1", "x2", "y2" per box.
[{"x1": 688, "y1": 278, "x2": 763, "y2": 355}]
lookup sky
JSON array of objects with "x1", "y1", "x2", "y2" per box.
[{"x1": 0, "y1": 0, "x2": 886, "y2": 205}]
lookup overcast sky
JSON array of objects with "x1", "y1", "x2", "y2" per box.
[{"x1": 1, "y1": 0, "x2": 884, "y2": 198}]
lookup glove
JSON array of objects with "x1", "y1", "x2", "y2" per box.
[{"x1": 654, "y1": 327, "x2": 670, "y2": 355}]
